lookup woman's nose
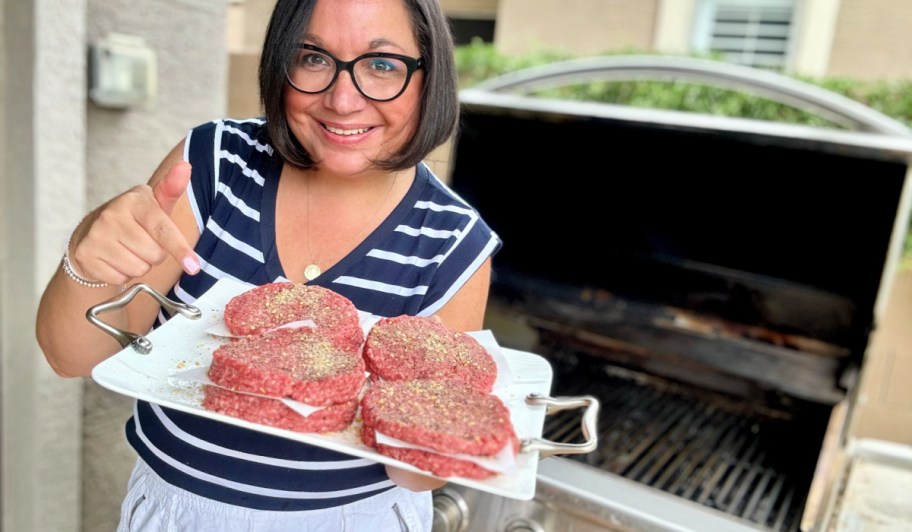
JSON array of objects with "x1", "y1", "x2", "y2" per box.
[{"x1": 323, "y1": 71, "x2": 367, "y2": 113}]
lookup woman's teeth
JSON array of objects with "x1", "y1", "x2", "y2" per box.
[{"x1": 325, "y1": 125, "x2": 370, "y2": 135}]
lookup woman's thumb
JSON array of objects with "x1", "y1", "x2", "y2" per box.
[{"x1": 153, "y1": 161, "x2": 192, "y2": 214}]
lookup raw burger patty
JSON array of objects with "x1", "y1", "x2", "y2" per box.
[
  {"x1": 362, "y1": 315, "x2": 496, "y2": 392},
  {"x1": 360, "y1": 379, "x2": 518, "y2": 478},
  {"x1": 202, "y1": 386, "x2": 358, "y2": 434},
  {"x1": 207, "y1": 327, "x2": 365, "y2": 406},
  {"x1": 223, "y1": 282, "x2": 364, "y2": 349},
  {"x1": 362, "y1": 425, "x2": 500, "y2": 479}
]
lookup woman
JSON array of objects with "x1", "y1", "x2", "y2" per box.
[{"x1": 35, "y1": 0, "x2": 501, "y2": 529}]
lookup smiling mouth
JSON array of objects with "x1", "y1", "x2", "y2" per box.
[{"x1": 324, "y1": 124, "x2": 372, "y2": 136}]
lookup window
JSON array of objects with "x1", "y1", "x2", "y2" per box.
[
  {"x1": 692, "y1": 0, "x2": 796, "y2": 70},
  {"x1": 448, "y1": 17, "x2": 496, "y2": 46}
]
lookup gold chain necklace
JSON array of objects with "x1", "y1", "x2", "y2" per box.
[{"x1": 303, "y1": 172, "x2": 399, "y2": 281}]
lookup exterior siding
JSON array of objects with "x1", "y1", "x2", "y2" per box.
[
  {"x1": 483, "y1": 0, "x2": 912, "y2": 80},
  {"x1": 440, "y1": 0, "x2": 498, "y2": 17},
  {"x1": 827, "y1": 0, "x2": 912, "y2": 80},
  {"x1": 495, "y1": 0, "x2": 660, "y2": 56}
]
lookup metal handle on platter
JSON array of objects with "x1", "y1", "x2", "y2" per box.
[
  {"x1": 520, "y1": 394, "x2": 599, "y2": 459},
  {"x1": 86, "y1": 283, "x2": 202, "y2": 354}
]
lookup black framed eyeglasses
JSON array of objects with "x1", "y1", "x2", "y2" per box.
[{"x1": 286, "y1": 44, "x2": 424, "y2": 102}]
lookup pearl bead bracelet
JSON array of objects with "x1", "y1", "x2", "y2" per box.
[{"x1": 61, "y1": 234, "x2": 108, "y2": 288}]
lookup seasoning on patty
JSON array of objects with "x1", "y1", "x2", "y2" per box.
[
  {"x1": 360, "y1": 379, "x2": 519, "y2": 479},
  {"x1": 207, "y1": 327, "x2": 366, "y2": 406},
  {"x1": 223, "y1": 282, "x2": 364, "y2": 350},
  {"x1": 363, "y1": 315, "x2": 496, "y2": 392}
]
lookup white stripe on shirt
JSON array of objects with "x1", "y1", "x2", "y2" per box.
[
  {"x1": 332, "y1": 276, "x2": 428, "y2": 297},
  {"x1": 414, "y1": 200, "x2": 475, "y2": 216},
  {"x1": 149, "y1": 404, "x2": 374, "y2": 470},
  {"x1": 223, "y1": 124, "x2": 273, "y2": 155},
  {"x1": 183, "y1": 129, "x2": 206, "y2": 233},
  {"x1": 419, "y1": 235, "x2": 501, "y2": 316},
  {"x1": 214, "y1": 121, "x2": 224, "y2": 199},
  {"x1": 220, "y1": 151, "x2": 266, "y2": 186},
  {"x1": 134, "y1": 404, "x2": 394, "y2": 499},
  {"x1": 394, "y1": 225, "x2": 462, "y2": 239},
  {"x1": 216, "y1": 182, "x2": 261, "y2": 221},
  {"x1": 366, "y1": 249, "x2": 444, "y2": 267},
  {"x1": 198, "y1": 257, "x2": 231, "y2": 280},
  {"x1": 205, "y1": 218, "x2": 265, "y2": 262}
]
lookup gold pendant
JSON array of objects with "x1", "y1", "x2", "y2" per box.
[{"x1": 304, "y1": 263, "x2": 322, "y2": 281}]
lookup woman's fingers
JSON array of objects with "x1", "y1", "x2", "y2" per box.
[
  {"x1": 71, "y1": 161, "x2": 200, "y2": 283},
  {"x1": 134, "y1": 192, "x2": 200, "y2": 275},
  {"x1": 149, "y1": 161, "x2": 200, "y2": 273},
  {"x1": 153, "y1": 161, "x2": 192, "y2": 215},
  {"x1": 71, "y1": 218, "x2": 155, "y2": 284}
]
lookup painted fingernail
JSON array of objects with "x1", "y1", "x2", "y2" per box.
[{"x1": 182, "y1": 255, "x2": 200, "y2": 275}]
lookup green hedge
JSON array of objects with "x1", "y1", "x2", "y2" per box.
[
  {"x1": 455, "y1": 41, "x2": 912, "y2": 261},
  {"x1": 454, "y1": 41, "x2": 912, "y2": 127}
]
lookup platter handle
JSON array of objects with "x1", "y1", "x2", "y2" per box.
[
  {"x1": 520, "y1": 393, "x2": 600, "y2": 458},
  {"x1": 86, "y1": 283, "x2": 202, "y2": 354}
]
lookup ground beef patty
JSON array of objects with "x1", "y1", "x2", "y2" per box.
[
  {"x1": 360, "y1": 379, "x2": 519, "y2": 479},
  {"x1": 223, "y1": 282, "x2": 364, "y2": 349},
  {"x1": 362, "y1": 316, "x2": 496, "y2": 392},
  {"x1": 362, "y1": 426, "x2": 501, "y2": 479},
  {"x1": 202, "y1": 386, "x2": 358, "y2": 434},
  {"x1": 207, "y1": 327, "x2": 366, "y2": 406}
]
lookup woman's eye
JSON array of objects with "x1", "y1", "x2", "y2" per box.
[
  {"x1": 367, "y1": 58, "x2": 398, "y2": 73},
  {"x1": 300, "y1": 53, "x2": 331, "y2": 68}
]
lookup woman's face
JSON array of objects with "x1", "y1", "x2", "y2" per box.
[{"x1": 285, "y1": 0, "x2": 423, "y2": 177}]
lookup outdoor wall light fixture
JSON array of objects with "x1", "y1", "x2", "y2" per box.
[{"x1": 89, "y1": 33, "x2": 157, "y2": 109}]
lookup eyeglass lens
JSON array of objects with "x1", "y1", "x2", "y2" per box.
[{"x1": 289, "y1": 48, "x2": 412, "y2": 101}]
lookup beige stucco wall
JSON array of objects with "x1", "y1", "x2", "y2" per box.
[
  {"x1": 440, "y1": 0, "x2": 498, "y2": 17},
  {"x1": 827, "y1": 0, "x2": 912, "y2": 80},
  {"x1": 495, "y1": 0, "x2": 659, "y2": 56},
  {"x1": 227, "y1": 0, "x2": 275, "y2": 119},
  {"x1": 236, "y1": 0, "x2": 276, "y2": 53},
  {"x1": 2, "y1": 1, "x2": 88, "y2": 531},
  {"x1": 493, "y1": 0, "x2": 912, "y2": 81},
  {"x1": 1, "y1": 2, "x2": 228, "y2": 531},
  {"x1": 85, "y1": 1, "x2": 228, "y2": 209},
  {"x1": 82, "y1": 3, "x2": 229, "y2": 531}
]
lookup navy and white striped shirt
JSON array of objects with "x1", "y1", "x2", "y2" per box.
[{"x1": 125, "y1": 118, "x2": 502, "y2": 510}]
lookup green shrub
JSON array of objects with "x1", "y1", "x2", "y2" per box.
[
  {"x1": 905, "y1": 228, "x2": 912, "y2": 268},
  {"x1": 532, "y1": 81, "x2": 848, "y2": 127},
  {"x1": 454, "y1": 39, "x2": 576, "y2": 89},
  {"x1": 455, "y1": 41, "x2": 912, "y2": 128}
]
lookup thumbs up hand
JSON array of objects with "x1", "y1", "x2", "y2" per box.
[
  {"x1": 69, "y1": 161, "x2": 200, "y2": 286},
  {"x1": 153, "y1": 161, "x2": 192, "y2": 216}
]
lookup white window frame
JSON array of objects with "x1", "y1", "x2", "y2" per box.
[
  {"x1": 691, "y1": 0, "x2": 797, "y2": 70},
  {"x1": 655, "y1": 0, "x2": 840, "y2": 77}
]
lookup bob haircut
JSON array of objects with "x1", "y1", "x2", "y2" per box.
[{"x1": 258, "y1": 0, "x2": 459, "y2": 171}]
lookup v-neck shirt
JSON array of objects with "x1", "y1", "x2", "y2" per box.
[{"x1": 124, "y1": 117, "x2": 502, "y2": 510}]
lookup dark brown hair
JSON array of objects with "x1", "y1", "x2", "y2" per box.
[{"x1": 258, "y1": 0, "x2": 459, "y2": 171}]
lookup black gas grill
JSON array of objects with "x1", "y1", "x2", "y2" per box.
[
  {"x1": 432, "y1": 55, "x2": 912, "y2": 532},
  {"x1": 544, "y1": 354, "x2": 827, "y2": 530}
]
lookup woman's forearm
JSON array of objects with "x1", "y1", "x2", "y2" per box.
[
  {"x1": 384, "y1": 464, "x2": 447, "y2": 492},
  {"x1": 36, "y1": 265, "x2": 132, "y2": 378}
]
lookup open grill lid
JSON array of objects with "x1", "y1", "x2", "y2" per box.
[{"x1": 450, "y1": 56, "x2": 912, "y2": 402}]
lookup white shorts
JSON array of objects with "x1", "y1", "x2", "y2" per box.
[{"x1": 117, "y1": 459, "x2": 433, "y2": 532}]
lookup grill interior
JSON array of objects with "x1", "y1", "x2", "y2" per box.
[
  {"x1": 450, "y1": 72, "x2": 909, "y2": 532},
  {"x1": 541, "y1": 345, "x2": 831, "y2": 532}
]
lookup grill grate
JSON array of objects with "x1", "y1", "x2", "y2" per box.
[{"x1": 542, "y1": 350, "x2": 830, "y2": 532}]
